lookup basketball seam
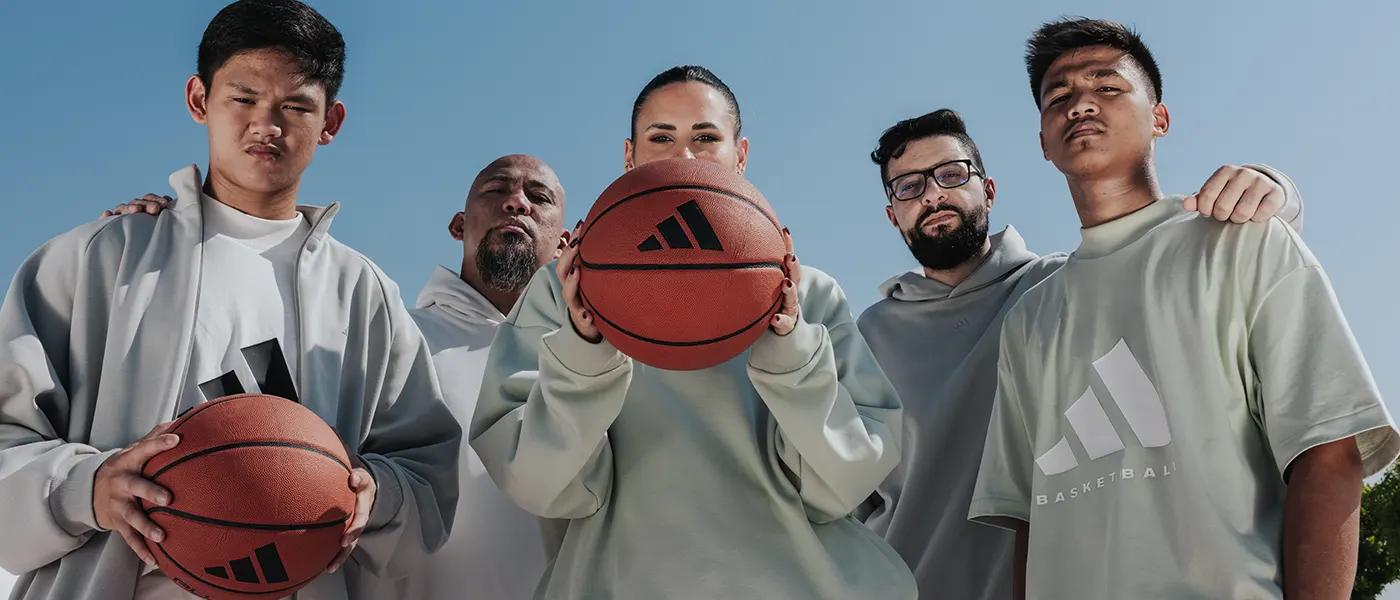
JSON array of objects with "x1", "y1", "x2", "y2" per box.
[
  {"x1": 149, "y1": 440, "x2": 351, "y2": 481},
  {"x1": 579, "y1": 183, "x2": 781, "y2": 262},
  {"x1": 154, "y1": 543, "x2": 320, "y2": 597},
  {"x1": 146, "y1": 507, "x2": 350, "y2": 531},
  {"x1": 577, "y1": 260, "x2": 784, "y2": 271},
  {"x1": 580, "y1": 288, "x2": 783, "y2": 348}
]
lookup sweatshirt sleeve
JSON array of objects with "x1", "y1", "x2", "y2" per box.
[
  {"x1": 746, "y1": 267, "x2": 904, "y2": 523},
  {"x1": 469, "y1": 264, "x2": 632, "y2": 519},
  {"x1": 1245, "y1": 163, "x2": 1304, "y2": 233},
  {"x1": 0, "y1": 223, "x2": 124, "y2": 574},
  {"x1": 347, "y1": 271, "x2": 464, "y2": 579}
]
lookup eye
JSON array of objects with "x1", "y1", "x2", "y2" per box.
[
  {"x1": 1097, "y1": 86, "x2": 1119, "y2": 93},
  {"x1": 1048, "y1": 95, "x2": 1069, "y2": 106},
  {"x1": 529, "y1": 193, "x2": 553, "y2": 205},
  {"x1": 648, "y1": 134, "x2": 673, "y2": 143},
  {"x1": 283, "y1": 105, "x2": 312, "y2": 113},
  {"x1": 695, "y1": 134, "x2": 719, "y2": 143},
  {"x1": 232, "y1": 97, "x2": 255, "y2": 105}
]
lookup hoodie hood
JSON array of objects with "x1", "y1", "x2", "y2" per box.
[
  {"x1": 877, "y1": 226, "x2": 1040, "y2": 302},
  {"x1": 415, "y1": 266, "x2": 506, "y2": 327}
]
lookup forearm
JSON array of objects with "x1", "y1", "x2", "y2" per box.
[
  {"x1": 748, "y1": 320, "x2": 903, "y2": 520},
  {"x1": 1283, "y1": 439, "x2": 1363, "y2": 600}
]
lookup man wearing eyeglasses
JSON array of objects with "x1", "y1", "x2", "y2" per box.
[{"x1": 853, "y1": 108, "x2": 1302, "y2": 600}]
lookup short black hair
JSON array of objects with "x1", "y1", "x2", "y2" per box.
[
  {"x1": 1024, "y1": 17, "x2": 1162, "y2": 109},
  {"x1": 870, "y1": 109, "x2": 985, "y2": 185},
  {"x1": 630, "y1": 65, "x2": 742, "y2": 140},
  {"x1": 198, "y1": 0, "x2": 347, "y2": 105}
]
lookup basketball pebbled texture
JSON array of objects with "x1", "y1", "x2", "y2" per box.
[
  {"x1": 140, "y1": 394, "x2": 356, "y2": 599},
  {"x1": 577, "y1": 158, "x2": 788, "y2": 371}
]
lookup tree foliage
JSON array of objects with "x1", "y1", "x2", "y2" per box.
[{"x1": 1356, "y1": 465, "x2": 1400, "y2": 599}]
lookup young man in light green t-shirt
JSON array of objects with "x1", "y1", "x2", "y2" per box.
[{"x1": 969, "y1": 17, "x2": 1400, "y2": 600}]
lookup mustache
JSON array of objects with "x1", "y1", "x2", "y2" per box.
[
  {"x1": 487, "y1": 218, "x2": 536, "y2": 239},
  {"x1": 916, "y1": 204, "x2": 967, "y2": 229}
]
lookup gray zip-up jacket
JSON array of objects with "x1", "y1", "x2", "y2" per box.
[{"x1": 0, "y1": 165, "x2": 461, "y2": 600}]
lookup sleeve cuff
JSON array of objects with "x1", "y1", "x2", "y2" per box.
[
  {"x1": 541, "y1": 324, "x2": 628, "y2": 377},
  {"x1": 50, "y1": 449, "x2": 119, "y2": 536},
  {"x1": 748, "y1": 319, "x2": 825, "y2": 374},
  {"x1": 967, "y1": 497, "x2": 1030, "y2": 532},
  {"x1": 363, "y1": 456, "x2": 405, "y2": 531}
]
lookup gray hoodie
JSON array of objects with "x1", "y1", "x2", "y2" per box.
[
  {"x1": 0, "y1": 165, "x2": 461, "y2": 600},
  {"x1": 856, "y1": 165, "x2": 1302, "y2": 600}
]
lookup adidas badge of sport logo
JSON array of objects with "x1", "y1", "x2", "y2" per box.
[
  {"x1": 203, "y1": 542, "x2": 290, "y2": 585},
  {"x1": 637, "y1": 199, "x2": 725, "y2": 252},
  {"x1": 1036, "y1": 339, "x2": 1173, "y2": 476}
]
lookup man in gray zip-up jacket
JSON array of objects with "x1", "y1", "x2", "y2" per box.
[{"x1": 0, "y1": 1, "x2": 460, "y2": 599}]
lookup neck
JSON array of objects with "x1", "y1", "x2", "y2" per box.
[
  {"x1": 458, "y1": 256, "x2": 523, "y2": 315},
  {"x1": 921, "y1": 236, "x2": 993, "y2": 287},
  {"x1": 204, "y1": 167, "x2": 299, "y2": 220},
  {"x1": 1065, "y1": 163, "x2": 1163, "y2": 228}
]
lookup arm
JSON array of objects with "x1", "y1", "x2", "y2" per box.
[
  {"x1": 0, "y1": 226, "x2": 115, "y2": 572},
  {"x1": 1283, "y1": 438, "x2": 1363, "y2": 600},
  {"x1": 746, "y1": 266, "x2": 903, "y2": 523},
  {"x1": 468, "y1": 264, "x2": 632, "y2": 519},
  {"x1": 1013, "y1": 522, "x2": 1029, "y2": 600},
  {"x1": 343, "y1": 278, "x2": 464, "y2": 579}
]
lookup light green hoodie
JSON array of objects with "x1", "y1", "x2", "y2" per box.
[{"x1": 469, "y1": 262, "x2": 916, "y2": 599}]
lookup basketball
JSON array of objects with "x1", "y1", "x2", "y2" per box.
[
  {"x1": 577, "y1": 158, "x2": 788, "y2": 371},
  {"x1": 139, "y1": 394, "x2": 356, "y2": 599}
]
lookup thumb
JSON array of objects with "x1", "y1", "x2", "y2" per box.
[{"x1": 1183, "y1": 194, "x2": 1198, "y2": 212}]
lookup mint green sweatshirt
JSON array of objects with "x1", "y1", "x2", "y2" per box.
[{"x1": 469, "y1": 263, "x2": 917, "y2": 599}]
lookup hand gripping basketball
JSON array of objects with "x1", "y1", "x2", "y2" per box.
[
  {"x1": 559, "y1": 220, "x2": 602, "y2": 344},
  {"x1": 94, "y1": 420, "x2": 181, "y2": 566},
  {"x1": 770, "y1": 228, "x2": 800, "y2": 336},
  {"x1": 327, "y1": 441, "x2": 377, "y2": 574}
]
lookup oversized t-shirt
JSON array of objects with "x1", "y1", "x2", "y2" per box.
[
  {"x1": 138, "y1": 195, "x2": 310, "y2": 599},
  {"x1": 970, "y1": 195, "x2": 1399, "y2": 599}
]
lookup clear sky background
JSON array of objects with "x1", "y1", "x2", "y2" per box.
[{"x1": 1, "y1": 0, "x2": 1397, "y2": 596}]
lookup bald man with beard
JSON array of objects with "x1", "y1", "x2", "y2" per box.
[{"x1": 104, "y1": 154, "x2": 570, "y2": 599}]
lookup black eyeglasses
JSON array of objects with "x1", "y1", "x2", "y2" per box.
[{"x1": 885, "y1": 159, "x2": 984, "y2": 202}]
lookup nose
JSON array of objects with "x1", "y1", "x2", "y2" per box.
[
  {"x1": 1068, "y1": 93, "x2": 1098, "y2": 120},
  {"x1": 919, "y1": 182, "x2": 947, "y2": 206},
  {"x1": 502, "y1": 190, "x2": 532, "y2": 216},
  {"x1": 247, "y1": 105, "x2": 283, "y2": 141},
  {"x1": 678, "y1": 146, "x2": 697, "y2": 160}
]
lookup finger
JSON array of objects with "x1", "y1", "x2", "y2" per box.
[
  {"x1": 1182, "y1": 194, "x2": 1198, "y2": 213},
  {"x1": 101, "y1": 210, "x2": 114, "y2": 218},
  {"x1": 121, "y1": 433, "x2": 180, "y2": 465},
  {"x1": 770, "y1": 312, "x2": 796, "y2": 335},
  {"x1": 327, "y1": 542, "x2": 356, "y2": 573},
  {"x1": 781, "y1": 277, "x2": 798, "y2": 313},
  {"x1": 121, "y1": 501, "x2": 166, "y2": 543},
  {"x1": 140, "y1": 194, "x2": 172, "y2": 204},
  {"x1": 1211, "y1": 172, "x2": 1254, "y2": 222},
  {"x1": 1229, "y1": 181, "x2": 1272, "y2": 223},
  {"x1": 121, "y1": 474, "x2": 172, "y2": 507},
  {"x1": 1252, "y1": 188, "x2": 1285, "y2": 222},
  {"x1": 113, "y1": 204, "x2": 142, "y2": 216},
  {"x1": 561, "y1": 259, "x2": 583, "y2": 313},
  {"x1": 141, "y1": 200, "x2": 164, "y2": 215},
  {"x1": 1193, "y1": 166, "x2": 1234, "y2": 218},
  {"x1": 787, "y1": 253, "x2": 802, "y2": 286},
  {"x1": 342, "y1": 470, "x2": 374, "y2": 547},
  {"x1": 116, "y1": 524, "x2": 158, "y2": 567}
]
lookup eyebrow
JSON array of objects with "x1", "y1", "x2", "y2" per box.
[
  {"x1": 692, "y1": 122, "x2": 719, "y2": 130},
  {"x1": 645, "y1": 123, "x2": 676, "y2": 131},
  {"x1": 224, "y1": 81, "x2": 318, "y2": 105}
]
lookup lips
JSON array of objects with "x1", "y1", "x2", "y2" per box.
[
  {"x1": 246, "y1": 144, "x2": 282, "y2": 160},
  {"x1": 920, "y1": 211, "x2": 960, "y2": 230},
  {"x1": 490, "y1": 220, "x2": 533, "y2": 239},
  {"x1": 1064, "y1": 121, "x2": 1105, "y2": 141}
]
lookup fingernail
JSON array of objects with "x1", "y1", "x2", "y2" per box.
[
  {"x1": 575, "y1": 220, "x2": 583, "y2": 229},
  {"x1": 782, "y1": 227, "x2": 790, "y2": 235},
  {"x1": 786, "y1": 279, "x2": 794, "y2": 289},
  {"x1": 152, "y1": 531, "x2": 164, "y2": 542},
  {"x1": 581, "y1": 311, "x2": 590, "y2": 321},
  {"x1": 157, "y1": 493, "x2": 170, "y2": 506}
]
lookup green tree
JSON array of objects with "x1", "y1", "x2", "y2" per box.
[{"x1": 1356, "y1": 465, "x2": 1400, "y2": 599}]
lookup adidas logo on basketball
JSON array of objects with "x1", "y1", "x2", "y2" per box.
[
  {"x1": 202, "y1": 542, "x2": 291, "y2": 585},
  {"x1": 637, "y1": 199, "x2": 725, "y2": 252},
  {"x1": 1034, "y1": 339, "x2": 1181, "y2": 507}
]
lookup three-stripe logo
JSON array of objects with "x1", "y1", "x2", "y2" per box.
[
  {"x1": 637, "y1": 199, "x2": 725, "y2": 252},
  {"x1": 1035, "y1": 339, "x2": 1173, "y2": 476},
  {"x1": 203, "y1": 542, "x2": 290, "y2": 585}
]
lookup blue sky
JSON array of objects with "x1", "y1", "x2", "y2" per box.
[{"x1": 2, "y1": 0, "x2": 1397, "y2": 596}]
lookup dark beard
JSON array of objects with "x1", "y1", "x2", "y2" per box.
[
  {"x1": 904, "y1": 202, "x2": 990, "y2": 271},
  {"x1": 476, "y1": 234, "x2": 539, "y2": 293}
]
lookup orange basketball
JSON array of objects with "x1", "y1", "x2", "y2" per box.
[
  {"x1": 577, "y1": 158, "x2": 787, "y2": 371},
  {"x1": 140, "y1": 394, "x2": 355, "y2": 599}
]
